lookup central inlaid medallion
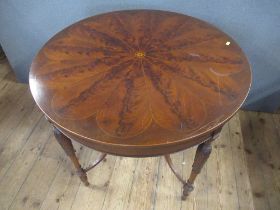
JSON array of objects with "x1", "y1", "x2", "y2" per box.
[{"x1": 135, "y1": 51, "x2": 145, "y2": 58}]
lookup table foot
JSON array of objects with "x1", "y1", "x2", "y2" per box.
[
  {"x1": 77, "y1": 168, "x2": 90, "y2": 186},
  {"x1": 52, "y1": 126, "x2": 108, "y2": 186},
  {"x1": 53, "y1": 126, "x2": 90, "y2": 185},
  {"x1": 184, "y1": 140, "x2": 212, "y2": 199},
  {"x1": 164, "y1": 139, "x2": 213, "y2": 200},
  {"x1": 182, "y1": 181, "x2": 194, "y2": 200}
]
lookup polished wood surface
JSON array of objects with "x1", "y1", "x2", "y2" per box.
[{"x1": 29, "y1": 10, "x2": 251, "y2": 156}]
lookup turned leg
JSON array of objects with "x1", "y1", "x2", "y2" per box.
[
  {"x1": 182, "y1": 140, "x2": 212, "y2": 200},
  {"x1": 53, "y1": 126, "x2": 89, "y2": 186}
]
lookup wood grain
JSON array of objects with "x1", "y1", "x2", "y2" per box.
[
  {"x1": 29, "y1": 10, "x2": 251, "y2": 156},
  {"x1": 240, "y1": 111, "x2": 280, "y2": 210}
]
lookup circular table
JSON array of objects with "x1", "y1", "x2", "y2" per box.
[{"x1": 29, "y1": 10, "x2": 251, "y2": 199}]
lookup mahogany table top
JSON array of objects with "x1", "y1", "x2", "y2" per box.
[{"x1": 29, "y1": 10, "x2": 251, "y2": 155}]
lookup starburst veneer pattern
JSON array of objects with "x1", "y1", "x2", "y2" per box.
[{"x1": 30, "y1": 10, "x2": 251, "y2": 156}]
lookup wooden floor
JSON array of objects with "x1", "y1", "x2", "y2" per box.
[{"x1": 0, "y1": 59, "x2": 279, "y2": 210}]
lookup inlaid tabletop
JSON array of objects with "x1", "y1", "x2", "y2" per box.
[{"x1": 29, "y1": 10, "x2": 251, "y2": 147}]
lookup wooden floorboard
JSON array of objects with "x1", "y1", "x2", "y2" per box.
[
  {"x1": 240, "y1": 111, "x2": 280, "y2": 210},
  {"x1": 0, "y1": 106, "x2": 43, "y2": 179},
  {"x1": 0, "y1": 60, "x2": 279, "y2": 209},
  {"x1": 0, "y1": 118, "x2": 52, "y2": 210},
  {"x1": 228, "y1": 114, "x2": 254, "y2": 210}
]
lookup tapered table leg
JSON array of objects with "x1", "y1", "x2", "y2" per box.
[
  {"x1": 53, "y1": 126, "x2": 89, "y2": 186},
  {"x1": 182, "y1": 140, "x2": 212, "y2": 200}
]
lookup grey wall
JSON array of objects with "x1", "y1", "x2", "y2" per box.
[{"x1": 0, "y1": 0, "x2": 280, "y2": 112}]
